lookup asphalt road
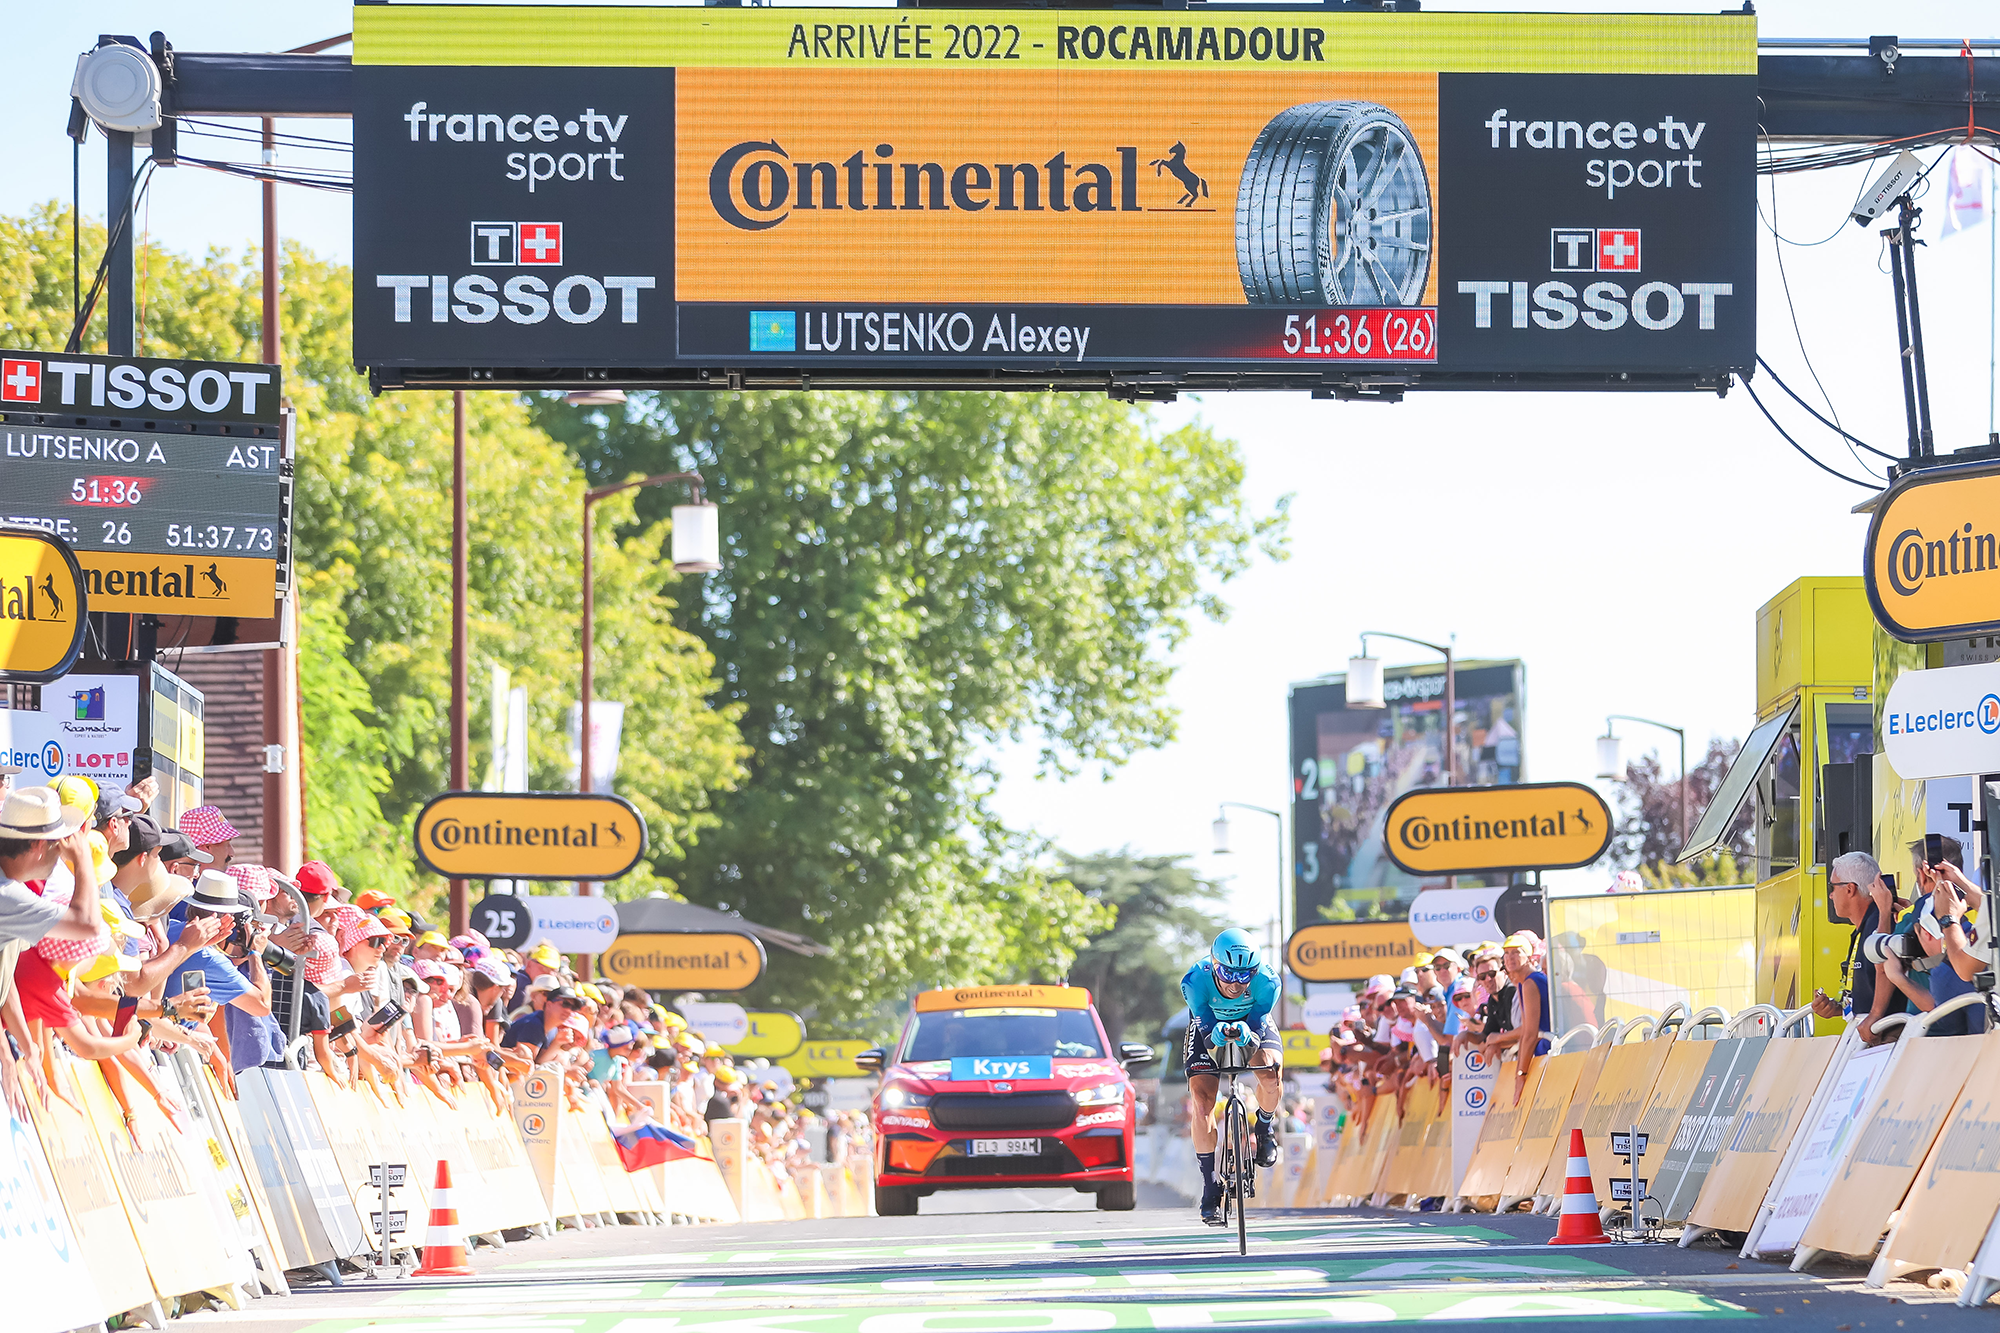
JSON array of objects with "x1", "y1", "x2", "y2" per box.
[{"x1": 167, "y1": 1185, "x2": 1994, "y2": 1333}]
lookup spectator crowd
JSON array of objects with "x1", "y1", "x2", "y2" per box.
[{"x1": 0, "y1": 767, "x2": 865, "y2": 1191}]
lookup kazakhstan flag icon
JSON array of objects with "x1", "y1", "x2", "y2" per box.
[{"x1": 750, "y1": 311, "x2": 796, "y2": 352}]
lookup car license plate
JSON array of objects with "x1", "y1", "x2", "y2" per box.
[{"x1": 971, "y1": 1138, "x2": 1040, "y2": 1156}]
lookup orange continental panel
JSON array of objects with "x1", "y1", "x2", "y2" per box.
[{"x1": 677, "y1": 68, "x2": 1438, "y2": 305}]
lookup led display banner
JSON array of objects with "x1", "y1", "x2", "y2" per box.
[{"x1": 352, "y1": 7, "x2": 1757, "y2": 390}]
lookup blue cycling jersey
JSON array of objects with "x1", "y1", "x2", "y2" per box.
[{"x1": 1181, "y1": 957, "x2": 1279, "y2": 1026}]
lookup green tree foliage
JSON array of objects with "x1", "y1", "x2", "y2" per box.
[
  {"x1": 1061, "y1": 851, "x2": 1232, "y2": 1047},
  {"x1": 534, "y1": 392, "x2": 1283, "y2": 1028},
  {"x1": 1, "y1": 204, "x2": 745, "y2": 914}
]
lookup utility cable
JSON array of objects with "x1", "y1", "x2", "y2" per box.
[
  {"x1": 65, "y1": 158, "x2": 156, "y2": 354},
  {"x1": 1756, "y1": 356, "x2": 1898, "y2": 460},
  {"x1": 1744, "y1": 380, "x2": 1881, "y2": 489}
]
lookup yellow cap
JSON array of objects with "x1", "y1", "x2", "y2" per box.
[
  {"x1": 658, "y1": 1012, "x2": 687, "y2": 1030},
  {"x1": 100, "y1": 903, "x2": 144, "y2": 940},
  {"x1": 1502, "y1": 931, "x2": 1542, "y2": 952},
  {"x1": 63, "y1": 948, "x2": 138, "y2": 984},
  {"x1": 706, "y1": 1041, "x2": 727, "y2": 1056},
  {"x1": 53, "y1": 775, "x2": 99, "y2": 812},
  {"x1": 576, "y1": 983, "x2": 604, "y2": 1004},
  {"x1": 417, "y1": 931, "x2": 449, "y2": 948},
  {"x1": 527, "y1": 941, "x2": 561, "y2": 965}
]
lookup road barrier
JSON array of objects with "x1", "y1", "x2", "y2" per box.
[
  {"x1": 7, "y1": 1050, "x2": 871, "y2": 1333},
  {"x1": 1281, "y1": 992, "x2": 2000, "y2": 1301}
]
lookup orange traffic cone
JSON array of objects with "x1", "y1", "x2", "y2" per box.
[
  {"x1": 1547, "y1": 1128, "x2": 1610, "y2": 1245},
  {"x1": 411, "y1": 1160, "x2": 476, "y2": 1276}
]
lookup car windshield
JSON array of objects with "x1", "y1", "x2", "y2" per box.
[{"x1": 902, "y1": 1007, "x2": 1103, "y2": 1061}]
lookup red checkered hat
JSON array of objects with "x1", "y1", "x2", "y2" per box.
[
  {"x1": 336, "y1": 914, "x2": 392, "y2": 953},
  {"x1": 226, "y1": 864, "x2": 275, "y2": 901},
  {"x1": 326, "y1": 904, "x2": 367, "y2": 936},
  {"x1": 177, "y1": 805, "x2": 240, "y2": 847}
]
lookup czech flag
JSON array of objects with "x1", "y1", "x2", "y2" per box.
[{"x1": 610, "y1": 1120, "x2": 709, "y2": 1173}]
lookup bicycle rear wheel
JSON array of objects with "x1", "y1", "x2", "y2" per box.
[{"x1": 1225, "y1": 1094, "x2": 1249, "y2": 1256}]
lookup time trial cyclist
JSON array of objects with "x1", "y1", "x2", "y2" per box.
[{"x1": 1181, "y1": 927, "x2": 1283, "y2": 1226}]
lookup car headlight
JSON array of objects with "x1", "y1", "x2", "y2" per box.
[
  {"x1": 880, "y1": 1082, "x2": 931, "y2": 1110},
  {"x1": 1074, "y1": 1081, "x2": 1127, "y2": 1106}
]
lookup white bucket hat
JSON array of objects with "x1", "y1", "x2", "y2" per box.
[{"x1": 0, "y1": 787, "x2": 87, "y2": 840}]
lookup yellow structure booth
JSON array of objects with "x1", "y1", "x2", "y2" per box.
[{"x1": 1682, "y1": 577, "x2": 1874, "y2": 1026}]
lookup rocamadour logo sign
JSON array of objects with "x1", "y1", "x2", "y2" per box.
[{"x1": 710, "y1": 139, "x2": 1196, "y2": 231}]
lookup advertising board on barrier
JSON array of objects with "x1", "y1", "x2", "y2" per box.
[
  {"x1": 0, "y1": 1107, "x2": 103, "y2": 1332},
  {"x1": 353, "y1": 8, "x2": 1754, "y2": 388},
  {"x1": 1651, "y1": 1037, "x2": 1764, "y2": 1219},
  {"x1": 0, "y1": 670, "x2": 140, "y2": 787},
  {"x1": 1753, "y1": 1042, "x2": 1894, "y2": 1256},
  {"x1": 1451, "y1": 1047, "x2": 1496, "y2": 1196},
  {"x1": 1685, "y1": 1034, "x2": 1839, "y2": 1234},
  {"x1": 1882, "y1": 1031, "x2": 2000, "y2": 1277}
]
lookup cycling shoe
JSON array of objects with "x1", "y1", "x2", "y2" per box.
[
  {"x1": 1199, "y1": 1181, "x2": 1224, "y2": 1225},
  {"x1": 1254, "y1": 1116, "x2": 1279, "y2": 1168}
]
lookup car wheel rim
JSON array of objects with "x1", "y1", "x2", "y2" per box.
[{"x1": 1323, "y1": 119, "x2": 1432, "y2": 305}]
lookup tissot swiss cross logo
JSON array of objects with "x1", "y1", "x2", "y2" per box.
[
  {"x1": 1598, "y1": 229, "x2": 1641, "y2": 271},
  {"x1": 518, "y1": 223, "x2": 563, "y2": 265},
  {"x1": 1, "y1": 358, "x2": 41, "y2": 403},
  {"x1": 1549, "y1": 228, "x2": 1642, "y2": 273},
  {"x1": 469, "y1": 221, "x2": 564, "y2": 266}
]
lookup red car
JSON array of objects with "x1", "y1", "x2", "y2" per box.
[{"x1": 858, "y1": 983, "x2": 1155, "y2": 1216}]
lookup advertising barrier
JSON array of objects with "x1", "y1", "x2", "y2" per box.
[
  {"x1": 1650, "y1": 1037, "x2": 1764, "y2": 1220},
  {"x1": 1578, "y1": 1037, "x2": 1674, "y2": 1201},
  {"x1": 1449, "y1": 1047, "x2": 1495, "y2": 1196},
  {"x1": 1879, "y1": 1031, "x2": 2000, "y2": 1280},
  {"x1": 1, "y1": 1097, "x2": 105, "y2": 1333},
  {"x1": 1685, "y1": 1034, "x2": 1839, "y2": 1236},
  {"x1": 1749, "y1": 1042, "x2": 1894, "y2": 1256},
  {"x1": 353, "y1": 8, "x2": 1755, "y2": 391},
  {"x1": 1457, "y1": 1055, "x2": 1536, "y2": 1199},
  {"x1": 1502, "y1": 1050, "x2": 1585, "y2": 1201},
  {"x1": 1533, "y1": 1044, "x2": 1608, "y2": 1197}
]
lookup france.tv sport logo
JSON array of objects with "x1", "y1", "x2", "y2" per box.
[{"x1": 1884, "y1": 693, "x2": 2000, "y2": 738}]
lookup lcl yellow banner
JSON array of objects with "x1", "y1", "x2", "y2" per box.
[
  {"x1": 412, "y1": 791, "x2": 648, "y2": 880},
  {"x1": 1381, "y1": 781, "x2": 1613, "y2": 876},
  {"x1": 781, "y1": 1039, "x2": 881, "y2": 1079},
  {"x1": 0, "y1": 527, "x2": 86, "y2": 680},
  {"x1": 600, "y1": 931, "x2": 766, "y2": 991},
  {"x1": 726, "y1": 1010, "x2": 808, "y2": 1059},
  {"x1": 1864, "y1": 461, "x2": 2000, "y2": 641}
]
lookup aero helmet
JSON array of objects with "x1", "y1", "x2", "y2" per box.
[{"x1": 1210, "y1": 928, "x2": 1260, "y2": 984}]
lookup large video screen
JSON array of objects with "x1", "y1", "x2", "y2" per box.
[
  {"x1": 352, "y1": 7, "x2": 1755, "y2": 386},
  {"x1": 1288, "y1": 661, "x2": 1525, "y2": 930}
]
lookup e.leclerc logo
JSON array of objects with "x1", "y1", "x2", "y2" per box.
[
  {"x1": 1464, "y1": 1087, "x2": 1488, "y2": 1110},
  {"x1": 1885, "y1": 691, "x2": 2000, "y2": 738}
]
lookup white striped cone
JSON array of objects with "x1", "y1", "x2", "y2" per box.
[
  {"x1": 1547, "y1": 1128, "x2": 1609, "y2": 1244},
  {"x1": 412, "y1": 1159, "x2": 476, "y2": 1276}
]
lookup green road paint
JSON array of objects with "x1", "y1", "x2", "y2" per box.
[
  {"x1": 295, "y1": 1288, "x2": 1748, "y2": 1333},
  {"x1": 500, "y1": 1227, "x2": 1515, "y2": 1271}
]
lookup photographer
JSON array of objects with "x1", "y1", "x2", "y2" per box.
[
  {"x1": 1881, "y1": 861, "x2": 1990, "y2": 1036},
  {"x1": 1811, "y1": 851, "x2": 1898, "y2": 1042},
  {"x1": 215, "y1": 903, "x2": 288, "y2": 1074}
]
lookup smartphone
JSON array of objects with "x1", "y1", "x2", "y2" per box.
[
  {"x1": 179, "y1": 969, "x2": 206, "y2": 996},
  {"x1": 1925, "y1": 833, "x2": 1946, "y2": 868},
  {"x1": 365, "y1": 999, "x2": 406, "y2": 1029},
  {"x1": 328, "y1": 1017, "x2": 357, "y2": 1040},
  {"x1": 484, "y1": 1050, "x2": 505, "y2": 1071}
]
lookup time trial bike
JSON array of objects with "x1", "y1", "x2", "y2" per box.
[{"x1": 1209, "y1": 1019, "x2": 1257, "y2": 1255}]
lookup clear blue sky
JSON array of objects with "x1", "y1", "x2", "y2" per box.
[{"x1": 6, "y1": 2, "x2": 1997, "y2": 930}]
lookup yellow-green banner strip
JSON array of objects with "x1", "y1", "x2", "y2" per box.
[{"x1": 355, "y1": 6, "x2": 1757, "y2": 74}]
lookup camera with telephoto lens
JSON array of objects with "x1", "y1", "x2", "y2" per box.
[
  {"x1": 227, "y1": 918, "x2": 298, "y2": 977},
  {"x1": 1859, "y1": 930, "x2": 1928, "y2": 968}
]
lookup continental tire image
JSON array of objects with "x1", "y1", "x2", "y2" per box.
[{"x1": 1236, "y1": 101, "x2": 1432, "y2": 306}]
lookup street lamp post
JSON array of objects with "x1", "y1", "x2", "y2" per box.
[
  {"x1": 577, "y1": 471, "x2": 720, "y2": 973},
  {"x1": 1597, "y1": 714, "x2": 1689, "y2": 850},
  {"x1": 1213, "y1": 801, "x2": 1288, "y2": 1028},
  {"x1": 1346, "y1": 631, "x2": 1457, "y2": 890}
]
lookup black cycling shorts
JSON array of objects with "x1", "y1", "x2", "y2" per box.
[{"x1": 1183, "y1": 1013, "x2": 1282, "y2": 1077}]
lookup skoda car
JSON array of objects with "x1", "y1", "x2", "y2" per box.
[{"x1": 858, "y1": 984, "x2": 1154, "y2": 1216}]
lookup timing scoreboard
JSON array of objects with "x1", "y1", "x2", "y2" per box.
[{"x1": 0, "y1": 348, "x2": 287, "y2": 617}]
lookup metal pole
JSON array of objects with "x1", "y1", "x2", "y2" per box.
[
  {"x1": 580, "y1": 490, "x2": 597, "y2": 948},
  {"x1": 1886, "y1": 214, "x2": 1923, "y2": 459},
  {"x1": 1275, "y1": 809, "x2": 1286, "y2": 1030},
  {"x1": 1679, "y1": 730, "x2": 1688, "y2": 851},
  {"x1": 1901, "y1": 199, "x2": 1937, "y2": 458},
  {"x1": 1444, "y1": 642, "x2": 1456, "y2": 892},
  {"x1": 106, "y1": 129, "x2": 134, "y2": 356},
  {"x1": 449, "y1": 391, "x2": 469, "y2": 936},
  {"x1": 260, "y1": 118, "x2": 288, "y2": 871}
]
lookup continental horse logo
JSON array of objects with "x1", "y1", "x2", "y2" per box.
[{"x1": 1149, "y1": 142, "x2": 1208, "y2": 207}]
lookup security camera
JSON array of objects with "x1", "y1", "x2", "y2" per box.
[{"x1": 1851, "y1": 150, "x2": 1922, "y2": 227}]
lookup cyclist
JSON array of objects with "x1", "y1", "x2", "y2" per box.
[{"x1": 1181, "y1": 927, "x2": 1283, "y2": 1226}]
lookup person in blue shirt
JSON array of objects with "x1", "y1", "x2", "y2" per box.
[{"x1": 1181, "y1": 927, "x2": 1283, "y2": 1226}]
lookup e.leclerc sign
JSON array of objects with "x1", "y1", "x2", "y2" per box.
[
  {"x1": 0, "y1": 526, "x2": 87, "y2": 683},
  {"x1": 1864, "y1": 459, "x2": 2000, "y2": 641},
  {"x1": 412, "y1": 790, "x2": 647, "y2": 880},
  {"x1": 1382, "y1": 781, "x2": 1612, "y2": 876},
  {"x1": 1881, "y1": 661, "x2": 2000, "y2": 780}
]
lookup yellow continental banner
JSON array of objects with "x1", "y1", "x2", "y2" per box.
[
  {"x1": 0, "y1": 527, "x2": 86, "y2": 678},
  {"x1": 915, "y1": 983, "x2": 1091, "y2": 1011},
  {"x1": 413, "y1": 791, "x2": 648, "y2": 880},
  {"x1": 601, "y1": 930, "x2": 766, "y2": 991},
  {"x1": 1287, "y1": 921, "x2": 1424, "y2": 982},
  {"x1": 678, "y1": 68, "x2": 1437, "y2": 305},
  {"x1": 76, "y1": 551, "x2": 275, "y2": 617},
  {"x1": 1879, "y1": 1031, "x2": 2000, "y2": 1275},
  {"x1": 1864, "y1": 462, "x2": 2000, "y2": 640},
  {"x1": 1382, "y1": 781, "x2": 1613, "y2": 876},
  {"x1": 354, "y1": 8, "x2": 1757, "y2": 74}
]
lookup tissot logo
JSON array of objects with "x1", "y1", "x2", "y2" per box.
[
  {"x1": 709, "y1": 139, "x2": 1156, "y2": 232},
  {"x1": 470, "y1": 221, "x2": 564, "y2": 266}
]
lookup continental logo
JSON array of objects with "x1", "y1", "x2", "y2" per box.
[
  {"x1": 1865, "y1": 462, "x2": 2000, "y2": 640},
  {"x1": 1287, "y1": 922, "x2": 1423, "y2": 982},
  {"x1": 914, "y1": 984, "x2": 1090, "y2": 1012},
  {"x1": 1926, "y1": 1100, "x2": 2000, "y2": 1185},
  {"x1": 711, "y1": 140, "x2": 1183, "y2": 231},
  {"x1": 1382, "y1": 782, "x2": 1614, "y2": 877}
]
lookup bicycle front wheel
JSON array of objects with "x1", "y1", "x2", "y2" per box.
[{"x1": 1225, "y1": 1095, "x2": 1249, "y2": 1256}]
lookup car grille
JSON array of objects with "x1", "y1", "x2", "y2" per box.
[
  {"x1": 929, "y1": 1091, "x2": 1078, "y2": 1130},
  {"x1": 933, "y1": 1145, "x2": 1082, "y2": 1177}
]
